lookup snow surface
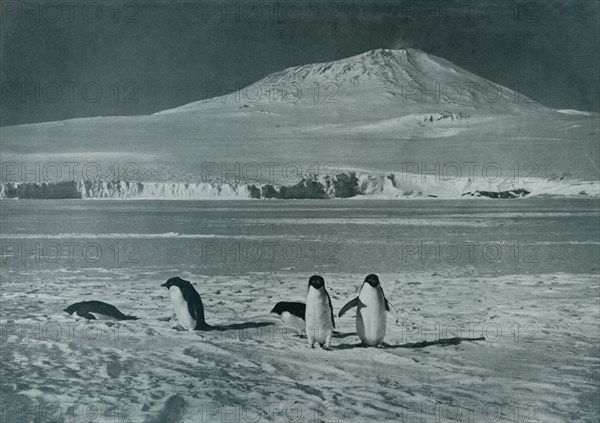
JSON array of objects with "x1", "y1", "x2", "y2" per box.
[
  {"x1": 1, "y1": 198, "x2": 598, "y2": 422},
  {"x1": 2, "y1": 269, "x2": 598, "y2": 423}
]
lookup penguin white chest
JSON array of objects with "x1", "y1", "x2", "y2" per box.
[
  {"x1": 89, "y1": 313, "x2": 116, "y2": 320},
  {"x1": 169, "y1": 286, "x2": 196, "y2": 330},
  {"x1": 279, "y1": 312, "x2": 305, "y2": 333},
  {"x1": 357, "y1": 286, "x2": 386, "y2": 346},
  {"x1": 305, "y1": 288, "x2": 334, "y2": 344}
]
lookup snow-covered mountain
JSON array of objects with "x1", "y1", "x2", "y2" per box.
[
  {"x1": 1, "y1": 49, "x2": 598, "y2": 199},
  {"x1": 159, "y1": 48, "x2": 544, "y2": 115}
]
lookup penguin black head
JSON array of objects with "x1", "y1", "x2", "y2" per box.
[
  {"x1": 161, "y1": 276, "x2": 189, "y2": 289},
  {"x1": 64, "y1": 304, "x2": 75, "y2": 314},
  {"x1": 364, "y1": 274, "x2": 380, "y2": 287},
  {"x1": 308, "y1": 275, "x2": 325, "y2": 289}
]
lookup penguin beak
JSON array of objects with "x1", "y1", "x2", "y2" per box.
[
  {"x1": 160, "y1": 282, "x2": 168, "y2": 288},
  {"x1": 365, "y1": 276, "x2": 380, "y2": 287}
]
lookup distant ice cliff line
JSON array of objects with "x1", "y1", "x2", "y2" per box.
[{"x1": 0, "y1": 172, "x2": 598, "y2": 199}]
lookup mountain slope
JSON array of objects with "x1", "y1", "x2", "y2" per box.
[
  {"x1": 158, "y1": 48, "x2": 546, "y2": 115},
  {"x1": 1, "y1": 49, "x2": 598, "y2": 198}
]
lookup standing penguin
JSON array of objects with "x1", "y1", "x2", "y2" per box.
[
  {"x1": 305, "y1": 275, "x2": 335, "y2": 349},
  {"x1": 161, "y1": 277, "x2": 210, "y2": 330},
  {"x1": 338, "y1": 274, "x2": 397, "y2": 347}
]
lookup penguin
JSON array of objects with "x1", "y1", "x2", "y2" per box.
[
  {"x1": 270, "y1": 301, "x2": 306, "y2": 335},
  {"x1": 338, "y1": 274, "x2": 397, "y2": 347},
  {"x1": 161, "y1": 277, "x2": 210, "y2": 330},
  {"x1": 305, "y1": 275, "x2": 335, "y2": 349},
  {"x1": 64, "y1": 301, "x2": 138, "y2": 321},
  {"x1": 270, "y1": 301, "x2": 306, "y2": 321}
]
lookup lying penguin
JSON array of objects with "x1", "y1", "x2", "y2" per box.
[
  {"x1": 161, "y1": 276, "x2": 210, "y2": 330},
  {"x1": 64, "y1": 301, "x2": 139, "y2": 320},
  {"x1": 270, "y1": 301, "x2": 306, "y2": 321},
  {"x1": 338, "y1": 274, "x2": 397, "y2": 347}
]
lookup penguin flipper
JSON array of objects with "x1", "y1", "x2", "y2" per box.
[
  {"x1": 79, "y1": 311, "x2": 96, "y2": 320},
  {"x1": 185, "y1": 290, "x2": 204, "y2": 324},
  {"x1": 338, "y1": 297, "x2": 359, "y2": 317},
  {"x1": 189, "y1": 298, "x2": 209, "y2": 330},
  {"x1": 119, "y1": 315, "x2": 139, "y2": 321},
  {"x1": 384, "y1": 298, "x2": 399, "y2": 323},
  {"x1": 190, "y1": 303, "x2": 205, "y2": 329},
  {"x1": 326, "y1": 291, "x2": 335, "y2": 329}
]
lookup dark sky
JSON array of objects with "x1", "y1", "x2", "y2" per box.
[{"x1": 1, "y1": 0, "x2": 599, "y2": 126}]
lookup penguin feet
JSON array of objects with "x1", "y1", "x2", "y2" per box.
[{"x1": 321, "y1": 343, "x2": 332, "y2": 351}]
